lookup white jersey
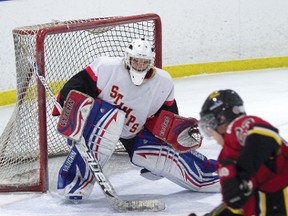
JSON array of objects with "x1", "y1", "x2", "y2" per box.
[{"x1": 85, "y1": 56, "x2": 175, "y2": 139}]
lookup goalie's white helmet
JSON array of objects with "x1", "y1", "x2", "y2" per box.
[{"x1": 125, "y1": 38, "x2": 155, "y2": 86}]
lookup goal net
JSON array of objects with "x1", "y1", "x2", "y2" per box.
[{"x1": 0, "y1": 13, "x2": 162, "y2": 192}]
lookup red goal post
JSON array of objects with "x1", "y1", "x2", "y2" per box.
[{"x1": 0, "y1": 13, "x2": 162, "y2": 192}]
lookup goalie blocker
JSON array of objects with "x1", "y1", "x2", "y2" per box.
[{"x1": 57, "y1": 90, "x2": 125, "y2": 200}]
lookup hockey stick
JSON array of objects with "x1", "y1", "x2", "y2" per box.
[
  {"x1": 189, "y1": 203, "x2": 227, "y2": 216},
  {"x1": 20, "y1": 44, "x2": 165, "y2": 212}
]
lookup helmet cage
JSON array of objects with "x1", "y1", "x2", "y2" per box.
[
  {"x1": 127, "y1": 56, "x2": 153, "y2": 85},
  {"x1": 199, "y1": 104, "x2": 245, "y2": 138},
  {"x1": 199, "y1": 113, "x2": 218, "y2": 139}
]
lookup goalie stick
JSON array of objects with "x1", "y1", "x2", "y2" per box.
[
  {"x1": 188, "y1": 203, "x2": 227, "y2": 216},
  {"x1": 20, "y1": 44, "x2": 165, "y2": 212}
]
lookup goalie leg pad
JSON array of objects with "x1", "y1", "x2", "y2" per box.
[
  {"x1": 82, "y1": 98, "x2": 125, "y2": 166},
  {"x1": 57, "y1": 91, "x2": 125, "y2": 200},
  {"x1": 57, "y1": 144, "x2": 95, "y2": 200},
  {"x1": 131, "y1": 129, "x2": 220, "y2": 192}
]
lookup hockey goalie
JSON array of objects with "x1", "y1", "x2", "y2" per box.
[{"x1": 53, "y1": 38, "x2": 219, "y2": 201}]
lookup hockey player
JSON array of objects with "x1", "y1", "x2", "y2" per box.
[
  {"x1": 53, "y1": 38, "x2": 219, "y2": 201},
  {"x1": 198, "y1": 89, "x2": 288, "y2": 216}
]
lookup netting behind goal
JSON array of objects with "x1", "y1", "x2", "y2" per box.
[{"x1": 0, "y1": 13, "x2": 162, "y2": 192}]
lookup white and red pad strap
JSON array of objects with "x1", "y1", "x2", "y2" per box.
[
  {"x1": 145, "y1": 110, "x2": 203, "y2": 152},
  {"x1": 57, "y1": 90, "x2": 95, "y2": 141}
]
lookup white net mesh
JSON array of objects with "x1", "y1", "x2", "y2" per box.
[{"x1": 0, "y1": 14, "x2": 161, "y2": 191}]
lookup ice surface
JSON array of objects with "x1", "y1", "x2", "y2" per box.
[{"x1": 0, "y1": 69, "x2": 287, "y2": 216}]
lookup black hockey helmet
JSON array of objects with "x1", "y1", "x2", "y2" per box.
[{"x1": 199, "y1": 89, "x2": 245, "y2": 138}]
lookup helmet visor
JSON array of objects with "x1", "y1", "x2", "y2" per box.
[{"x1": 199, "y1": 113, "x2": 218, "y2": 139}]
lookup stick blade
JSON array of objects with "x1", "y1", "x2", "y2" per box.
[{"x1": 111, "y1": 199, "x2": 165, "y2": 212}]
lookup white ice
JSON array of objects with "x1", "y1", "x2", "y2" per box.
[{"x1": 0, "y1": 69, "x2": 287, "y2": 216}]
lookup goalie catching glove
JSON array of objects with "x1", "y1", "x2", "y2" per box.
[{"x1": 145, "y1": 110, "x2": 202, "y2": 152}]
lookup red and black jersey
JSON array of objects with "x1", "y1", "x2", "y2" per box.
[{"x1": 218, "y1": 115, "x2": 288, "y2": 192}]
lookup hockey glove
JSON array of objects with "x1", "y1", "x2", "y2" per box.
[{"x1": 218, "y1": 159, "x2": 253, "y2": 209}]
